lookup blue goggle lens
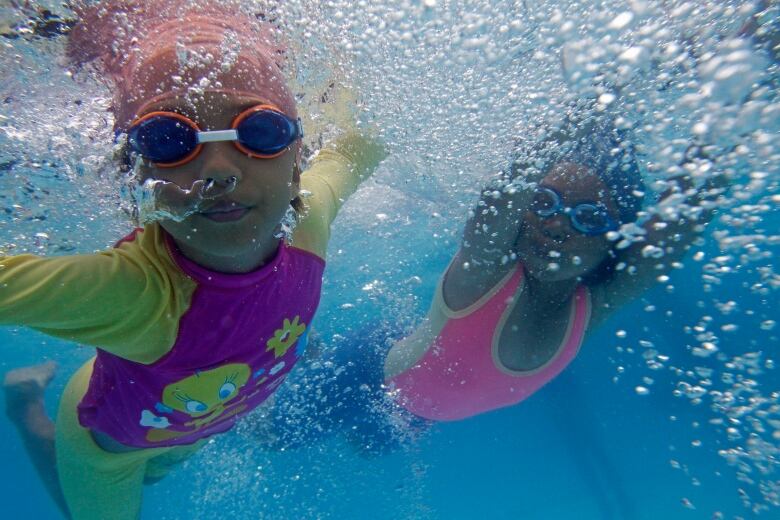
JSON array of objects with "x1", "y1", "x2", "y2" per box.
[
  {"x1": 238, "y1": 110, "x2": 297, "y2": 155},
  {"x1": 531, "y1": 188, "x2": 559, "y2": 217},
  {"x1": 128, "y1": 117, "x2": 197, "y2": 163},
  {"x1": 572, "y1": 205, "x2": 614, "y2": 234}
]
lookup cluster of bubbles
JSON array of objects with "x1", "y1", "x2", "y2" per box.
[
  {"x1": 0, "y1": 0, "x2": 778, "y2": 516},
  {"x1": 0, "y1": 0, "x2": 121, "y2": 255},
  {"x1": 305, "y1": 2, "x2": 780, "y2": 513}
]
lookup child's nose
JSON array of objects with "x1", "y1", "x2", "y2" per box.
[
  {"x1": 198, "y1": 143, "x2": 243, "y2": 185},
  {"x1": 541, "y1": 214, "x2": 571, "y2": 241}
]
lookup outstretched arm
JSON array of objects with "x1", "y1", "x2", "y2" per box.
[
  {"x1": 292, "y1": 84, "x2": 386, "y2": 259},
  {"x1": 0, "y1": 232, "x2": 186, "y2": 363},
  {"x1": 589, "y1": 148, "x2": 729, "y2": 326}
]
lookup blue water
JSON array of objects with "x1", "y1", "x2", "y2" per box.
[
  {"x1": 1, "y1": 0, "x2": 779, "y2": 518},
  {"x1": 1, "y1": 194, "x2": 776, "y2": 518}
]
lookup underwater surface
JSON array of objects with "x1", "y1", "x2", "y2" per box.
[{"x1": 1, "y1": 0, "x2": 778, "y2": 518}]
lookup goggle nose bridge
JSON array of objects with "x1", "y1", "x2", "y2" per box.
[
  {"x1": 197, "y1": 129, "x2": 239, "y2": 143},
  {"x1": 194, "y1": 117, "x2": 303, "y2": 144},
  {"x1": 533, "y1": 186, "x2": 616, "y2": 235}
]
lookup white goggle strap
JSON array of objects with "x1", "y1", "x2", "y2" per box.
[
  {"x1": 196, "y1": 129, "x2": 239, "y2": 144},
  {"x1": 196, "y1": 117, "x2": 302, "y2": 145}
]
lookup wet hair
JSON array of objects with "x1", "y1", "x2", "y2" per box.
[
  {"x1": 558, "y1": 124, "x2": 645, "y2": 225},
  {"x1": 512, "y1": 116, "x2": 645, "y2": 225}
]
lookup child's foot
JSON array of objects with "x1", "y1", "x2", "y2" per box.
[{"x1": 3, "y1": 361, "x2": 57, "y2": 421}]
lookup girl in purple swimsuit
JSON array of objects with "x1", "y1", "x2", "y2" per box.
[{"x1": 1, "y1": 1, "x2": 383, "y2": 518}]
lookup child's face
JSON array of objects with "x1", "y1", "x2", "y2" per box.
[
  {"x1": 515, "y1": 162, "x2": 618, "y2": 282},
  {"x1": 134, "y1": 92, "x2": 300, "y2": 270}
]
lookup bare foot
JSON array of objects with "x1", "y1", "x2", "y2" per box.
[
  {"x1": 3, "y1": 361, "x2": 69, "y2": 517},
  {"x1": 4, "y1": 361, "x2": 57, "y2": 420}
]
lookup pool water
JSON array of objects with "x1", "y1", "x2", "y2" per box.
[{"x1": 1, "y1": 0, "x2": 778, "y2": 518}]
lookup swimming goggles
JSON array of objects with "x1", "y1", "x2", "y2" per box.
[
  {"x1": 530, "y1": 186, "x2": 618, "y2": 236},
  {"x1": 126, "y1": 104, "x2": 303, "y2": 168}
]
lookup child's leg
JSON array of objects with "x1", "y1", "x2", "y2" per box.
[
  {"x1": 143, "y1": 440, "x2": 205, "y2": 485},
  {"x1": 3, "y1": 361, "x2": 69, "y2": 517},
  {"x1": 55, "y1": 359, "x2": 202, "y2": 520},
  {"x1": 253, "y1": 326, "x2": 427, "y2": 456}
]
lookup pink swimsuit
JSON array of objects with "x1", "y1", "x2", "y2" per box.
[{"x1": 388, "y1": 265, "x2": 591, "y2": 421}]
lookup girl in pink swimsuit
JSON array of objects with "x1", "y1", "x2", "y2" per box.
[
  {"x1": 260, "y1": 115, "x2": 727, "y2": 454},
  {"x1": 1, "y1": 1, "x2": 384, "y2": 518},
  {"x1": 384, "y1": 118, "x2": 726, "y2": 422}
]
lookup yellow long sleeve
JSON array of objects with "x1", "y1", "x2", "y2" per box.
[{"x1": 292, "y1": 131, "x2": 386, "y2": 258}]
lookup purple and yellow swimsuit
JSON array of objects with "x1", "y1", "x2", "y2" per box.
[
  {"x1": 78, "y1": 228, "x2": 325, "y2": 448},
  {"x1": 0, "y1": 132, "x2": 384, "y2": 519}
]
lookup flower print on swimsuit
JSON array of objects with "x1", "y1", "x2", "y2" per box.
[
  {"x1": 139, "y1": 410, "x2": 170, "y2": 429},
  {"x1": 266, "y1": 316, "x2": 306, "y2": 358}
]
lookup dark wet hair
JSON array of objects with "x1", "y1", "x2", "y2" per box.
[
  {"x1": 558, "y1": 123, "x2": 645, "y2": 225},
  {"x1": 511, "y1": 115, "x2": 645, "y2": 225}
]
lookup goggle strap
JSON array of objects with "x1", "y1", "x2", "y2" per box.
[
  {"x1": 195, "y1": 118, "x2": 301, "y2": 144},
  {"x1": 197, "y1": 129, "x2": 239, "y2": 143}
]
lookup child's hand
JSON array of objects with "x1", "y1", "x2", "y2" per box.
[
  {"x1": 460, "y1": 175, "x2": 537, "y2": 267},
  {"x1": 301, "y1": 81, "x2": 366, "y2": 141},
  {"x1": 320, "y1": 82, "x2": 360, "y2": 131}
]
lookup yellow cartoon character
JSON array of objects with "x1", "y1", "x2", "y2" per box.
[
  {"x1": 145, "y1": 363, "x2": 251, "y2": 443},
  {"x1": 266, "y1": 316, "x2": 306, "y2": 358}
]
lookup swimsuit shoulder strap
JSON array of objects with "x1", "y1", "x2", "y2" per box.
[{"x1": 434, "y1": 260, "x2": 525, "y2": 319}]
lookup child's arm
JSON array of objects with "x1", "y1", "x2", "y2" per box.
[
  {"x1": 589, "y1": 155, "x2": 729, "y2": 327},
  {"x1": 0, "y1": 236, "x2": 187, "y2": 363},
  {"x1": 292, "y1": 132, "x2": 386, "y2": 258},
  {"x1": 441, "y1": 173, "x2": 537, "y2": 310},
  {"x1": 292, "y1": 128, "x2": 386, "y2": 259}
]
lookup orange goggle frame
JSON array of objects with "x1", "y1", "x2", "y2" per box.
[{"x1": 126, "y1": 104, "x2": 303, "y2": 168}]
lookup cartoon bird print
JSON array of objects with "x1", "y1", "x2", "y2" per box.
[{"x1": 143, "y1": 363, "x2": 251, "y2": 443}]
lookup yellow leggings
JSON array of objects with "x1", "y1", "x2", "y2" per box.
[{"x1": 56, "y1": 359, "x2": 204, "y2": 520}]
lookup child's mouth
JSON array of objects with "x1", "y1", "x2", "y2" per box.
[{"x1": 199, "y1": 202, "x2": 250, "y2": 222}]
